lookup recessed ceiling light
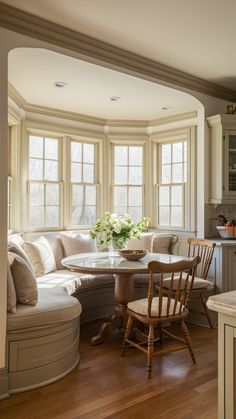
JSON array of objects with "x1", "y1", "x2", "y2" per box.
[
  {"x1": 162, "y1": 106, "x2": 173, "y2": 110},
  {"x1": 53, "y1": 81, "x2": 68, "y2": 88},
  {"x1": 110, "y1": 96, "x2": 121, "y2": 102}
]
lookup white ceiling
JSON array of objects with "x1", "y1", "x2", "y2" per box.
[
  {"x1": 2, "y1": 0, "x2": 236, "y2": 91},
  {"x1": 8, "y1": 48, "x2": 199, "y2": 120}
]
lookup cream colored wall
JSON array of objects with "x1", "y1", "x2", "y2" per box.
[{"x1": 0, "y1": 24, "x2": 231, "y2": 370}]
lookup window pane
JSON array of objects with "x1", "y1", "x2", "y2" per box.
[
  {"x1": 115, "y1": 166, "x2": 128, "y2": 184},
  {"x1": 30, "y1": 206, "x2": 44, "y2": 227},
  {"x1": 30, "y1": 183, "x2": 44, "y2": 205},
  {"x1": 115, "y1": 146, "x2": 128, "y2": 165},
  {"x1": 83, "y1": 143, "x2": 94, "y2": 164},
  {"x1": 171, "y1": 206, "x2": 183, "y2": 227},
  {"x1": 29, "y1": 158, "x2": 43, "y2": 180},
  {"x1": 159, "y1": 207, "x2": 170, "y2": 225},
  {"x1": 129, "y1": 147, "x2": 142, "y2": 166},
  {"x1": 128, "y1": 207, "x2": 142, "y2": 222},
  {"x1": 45, "y1": 138, "x2": 58, "y2": 160},
  {"x1": 114, "y1": 206, "x2": 127, "y2": 216},
  {"x1": 172, "y1": 142, "x2": 183, "y2": 163},
  {"x1": 129, "y1": 166, "x2": 142, "y2": 185},
  {"x1": 29, "y1": 136, "x2": 43, "y2": 158},
  {"x1": 162, "y1": 164, "x2": 171, "y2": 183},
  {"x1": 129, "y1": 187, "x2": 142, "y2": 206},
  {"x1": 171, "y1": 185, "x2": 182, "y2": 205},
  {"x1": 46, "y1": 184, "x2": 60, "y2": 205},
  {"x1": 72, "y1": 185, "x2": 84, "y2": 206},
  {"x1": 83, "y1": 206, "x2": 96, "y2": 225},
  {"x1": 159, "y1": 186, "x2": 169, "y2": 205},
  {"x1": 85, "y1": 185, "x2": 96, "y2": 205},
  {"x1": 71, "y1": 142, "x2": 82, "y2": 162},
  {"x1": 71, "y1": 162, "x2": 82, "y2": 182},
  {"x1": 172, "y1": 163, "x2": 183, "y2": 183},
  {"x1": 161, "y1": 144, "x2": 171, "y2": 164},
  {"x1": 46, "y1": 206, "x2": 60, "y2": 227},
  {"x1": 83, "y1": 164, "x2": 94, "y2": 183},
  {"x1": 45, "y1": 160, "x2": 58, "y2": 181},
  {"x1": 114, "y1": 187, "x2": 127, "y2": 206},
  {"x1": 72, "y1": 206, "x2": 83, "y2": 225}
]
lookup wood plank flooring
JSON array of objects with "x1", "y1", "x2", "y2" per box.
[{"x1": 0, "y1": 321, "x2": 218, "y2": 419}]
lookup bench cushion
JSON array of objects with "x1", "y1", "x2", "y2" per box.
[
  {"x1": 7, "y1": 287, "x2": 82, "y2": 331},
  {"x1": 37, "y1": 270, "x2": 114, "y2": 295}
]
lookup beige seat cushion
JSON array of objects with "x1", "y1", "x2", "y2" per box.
[
  {"x1": 163, "y1": 272, "x2": 214, "y2": 291},
  {"x1": 8, "y1": 252, "x2": 38, "y2": 306},
  {"x1": 7, "y1": 287, "x2": 82, "y2": 331},
  {"x1": 37, "y1": 270, "x2": 114, "y2": 295},
  {"x1": 7, "y1": 263, "x2": 17, "y2": 314},
  {"x1": 23, "y1": 236, "x2": 57, "y2": 277},
  {"x1": 128, "y1": 296, "x2": 183, "y2": 317},
  {"x1": 60, "y1": 233, "x2": 97, "y2": 257}
]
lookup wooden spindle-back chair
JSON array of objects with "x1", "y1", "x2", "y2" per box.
[
  {"x1": 187, "y1": 238, "x2": 216, "y2": 328},
  {"x1": 121, "y1": 256, "x2": 200, "y2": 378}
]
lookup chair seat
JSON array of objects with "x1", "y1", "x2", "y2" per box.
[
  {"x1": 127, "y1": 296, "x2": 184, "y2": 317},
  {"x1": 163, "y1": 272, "x2": 213, "y2": 291}
]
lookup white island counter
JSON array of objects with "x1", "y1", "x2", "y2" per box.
[{"x1": 207, "y1": 291, "x2": 236, "y2": 419}]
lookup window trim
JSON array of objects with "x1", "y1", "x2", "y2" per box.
[
  {"x1": 110, "y1": 141, "x2": 146, "y2": 220},
  {"x1": 152, "y1": 127, "x2": 196, "y2": 232}
]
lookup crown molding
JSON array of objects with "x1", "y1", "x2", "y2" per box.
[
  {"x1": 24, "y1": 103, "x2": 106, "y2": 126},
  {"x1": 150, "y1": 111, "x2": 198, "y2": 127},
  {"x1": 1, "y1": 3, "x2": 236, "y2": 102},
  {"x1": 8, "y1": 82, "x2": 26, "y2": 108}
]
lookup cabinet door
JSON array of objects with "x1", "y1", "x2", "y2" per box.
[
  {"x1": 225, "y1": 247, "x2": 236, "y2": 292},
  {"x1": 224, "y1": 131, "x2": 236, "y2": 199}
]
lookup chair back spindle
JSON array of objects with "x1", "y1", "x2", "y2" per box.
[
  {"x1": 187, "y1": 238, "x2": 216, "y2": 279},
  {"x1": 148, "y1": 257, "x2": 200, "y2": 319}
]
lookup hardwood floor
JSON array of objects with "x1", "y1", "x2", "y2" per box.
[{"x1": 0, "y1": 321, "x2": 218, "y2": 419}]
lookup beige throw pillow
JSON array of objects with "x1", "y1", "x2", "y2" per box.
[
  {"x1": 152, "y1": 235, "x2": 172, "y2": 254},
  {"x1": 23, "y1": 236, "x2": 57, "y2": 277},
  {"x1": 8, "y1": 252, "x2": 38, "y2": 306},
  {"x1": 7, "y1": 262, "x2": 17, "y2": 313},
  {"x1": 8, "y1": 243, "x2": 34, "y2": 273},
  {"x1": 60, "y1": 233, "x2": 97, "y2": 257}
]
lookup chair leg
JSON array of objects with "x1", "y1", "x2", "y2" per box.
[
  {"x1": 159, "y1": 324, "x2": 163, "y2": 347},
  {"x1": 181, "y1": 320, "x2": 196, "y2": 364},
  {"x1": 200, "y1": 293, "x2": 214, "y2": 329},
  {"x1": 121, "y1": 315, "x2": 133, "y2": 356},
  {"x1": 147, "y1": 325, "x2": 154, "y2": 379}
]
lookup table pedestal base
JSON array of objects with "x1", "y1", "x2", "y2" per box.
[{"x1": 91, "y1": 273, "x2": 134, "y2": 345}]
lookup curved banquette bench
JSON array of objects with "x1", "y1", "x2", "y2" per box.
[{"x1": 5, "y1": 231, "x2": 177, "y2": 396}]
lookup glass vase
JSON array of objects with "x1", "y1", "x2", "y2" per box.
[{"x1": 108, "y1": 236, "x2": 127, "y2": 254}]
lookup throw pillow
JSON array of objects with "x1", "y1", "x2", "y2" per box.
[
  {"x1": 152, "y1": 235, "x2": 172, "y2": 254},
  {"x1": 23, "y1": 236, "x2": 57, "y2": 277},
  {"x1": 127, "y1": 233, "x2": 153, "y2": 252},
  {"x1": 8, "y1": 252, "x2": 38, "y2": 306},
  {"x1": 7, "y1": 262, "x2": 17, "y2": 313},
  {"x1": 60, "y1": 233, "x2": 97, "y2": 257},
  {"x1": 8, "y1": 242, "x2": 34, "y2": 273}
]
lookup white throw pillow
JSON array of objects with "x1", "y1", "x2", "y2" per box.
[
  {"x1": 23, "y1": 236, "x2": 57, "y2": 277},
  {"x1": 60, "y1": 233, "x2": 97, "y2": 257},
  {"x1": 127, "y1": 233, "x2": 153, "y2": 252}
]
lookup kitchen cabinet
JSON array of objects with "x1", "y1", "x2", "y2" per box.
[
  {"x1": 207, "y1": 114, "x2": 236, "y2": 204},
  {"x1": 207, "y1": 291, "x2": 236, "y2": 419}
]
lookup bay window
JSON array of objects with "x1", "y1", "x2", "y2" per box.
[
  {"x1": 112, "y1": 145, "x2": 144, "y2": 222},
  {"x1": 28, "y1": 135, "x2": 62, "y2": 229}
]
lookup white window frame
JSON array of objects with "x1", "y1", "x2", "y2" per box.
[
  {"x1": 27, "y1": 133, "x2": 63, "y2": 231},
  {"x1": 152, "y1": 127, "x2": 196, "y2": 232},
  {"x1": 67, "y1": 137, "x2": 100, "y2": 229},
  {"x1": 110, "y1": 141, "x2": 146, "y2": 220}
]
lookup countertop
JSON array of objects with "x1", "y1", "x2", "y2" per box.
[
  {"x1": 208, "y1": 237, "x2": 236, "y2": 246},
  {"x1": 207, "y1": 291, "x2": 236, "y2": 316}
]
